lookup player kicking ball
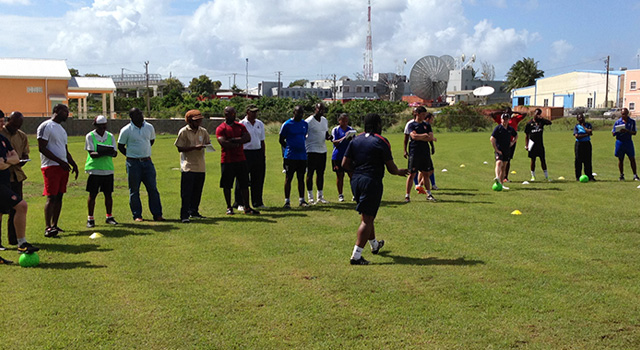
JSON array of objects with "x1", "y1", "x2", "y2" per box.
[{"x1": 342, "y1": 113, "x2": 408, "y2": 265}]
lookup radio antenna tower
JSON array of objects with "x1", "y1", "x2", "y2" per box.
[{"x1": 363, "y1": 0, "x2": 374, "y2": 81}]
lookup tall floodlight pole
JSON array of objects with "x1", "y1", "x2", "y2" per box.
[
  {"x1": 363, "y1": 0, "x2": 374, "y2": 81},
  {"x1": 604, "y1": 56, "x2": 610, "y2": 108},
  {"x1": 144, "y1": 61, "x2": 150, "y2": 117},
  {"x1": 246, "y1": 58, "x2": 249, "y2": 98}
]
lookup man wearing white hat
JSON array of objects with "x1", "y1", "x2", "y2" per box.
[{"x1": 84, "y1": 115, "x2": 118, "y2": 228}]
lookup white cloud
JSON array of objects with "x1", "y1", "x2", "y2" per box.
[
  {"x1": 0, "y1": 0, "x2": 29, "y2": 4},
  {"x1": 550, "y1": 39, "x2": 574, "y2": 64}
]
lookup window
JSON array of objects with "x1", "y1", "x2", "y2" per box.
[
  {"x1": 587, "y1": 98, "x2": 593, "y2": 108},
  {"x1": 356, "y1": 86, "x2": 362, "y2": 93},
  {"x1": 543, "y1": 99, "x2": 548, "y2": 107},
  {"x1": 364, "y1": 86, "x2": 370, "y2": 93},
  {"x1": 631, "y1": 81, "x2": 637, "y2": 90},
  {"x1": 343, "y1": 86, "x2": 349, "y2": 93},
  {"x1": 630, "y1": 102, "x2": 636, "y2": 111}
]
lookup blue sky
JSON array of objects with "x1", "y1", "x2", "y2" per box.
[{"x1": 0, "y1": 0, "x2": 638, "y2": 88}]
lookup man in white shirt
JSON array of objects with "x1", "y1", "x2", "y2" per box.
[
  {"x1": 234, "y1": 104, "x2": 266, "y2": 209},
  {"x1": 305, "y1": 103, "x2": 332, "y2": 204},
  {"x1": 117, "y1": 108, "x2": 164, "y2": 222},
  {"x1": 37, "y1": 104, "x2": 79, "y2": 238}
]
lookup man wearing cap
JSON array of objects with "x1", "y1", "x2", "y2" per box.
[
  {"x1": 117, "y1": 108, "x2": 164, "y2": 222},
  {"x1": 0, "y1": 111, "x2": 29, "y2": 250},
  {"x1": 175, "y1": 109, "x2": 211, "y2": 223},
  {"x1": 234, "y1": 104, "x2": 266, "y2": 210},
  {"x1": 490, "y1": 113, "x2": 518, "y2": 190},
  {"x1": 216, "y1": 106, "x2": 259, "y2": 215},
  {"x1": 37, "y1": 104, "x2": 79, "y2": 237},
  {"x1": 85, "y1": 115, "x2": 118, "y2": 228}
]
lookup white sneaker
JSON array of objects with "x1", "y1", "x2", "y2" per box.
[
  {"x1": 308, "y1": 198, "x2": 315, "y2": 205},
  {"x1": 502, "y1": 186, "x2": 510, "y2": 190},
  {"x1": 237, "y1": 205, "x2": 245, "y2": 211},
  {"x1": 338, "y1": 194, "x2": 345, "y2": 202},
  {"x1": 431, "y1": 185, "x2": 439, "y2": 190},
  {"x1": 317, "y1": 197, "x2": 329, "y2": 204}
]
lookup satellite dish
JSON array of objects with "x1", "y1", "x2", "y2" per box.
[
  {"x1": 376, "y1": 73, "x2": 405, "y2": 101},
  {"x1": 439, "y1": 55, "x2": 456, "y2": 71},
  {"x1": 473, "y1": 86, "x2": 495, "y2": 97},
  {"x1": 409, "y1": 55, "x2": 450, "y2": 100}
]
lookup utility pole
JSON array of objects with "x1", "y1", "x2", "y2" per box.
[
  {"x1": 144, "y1": 61, "x2": 150, "y2": 117},
  {"x1": 245, "y1": 58, "x2": 249, "y2": 99},
  {"x1": 232, "y1": 73, "x2": 237, "y2": 86},
  {"x1": 276, "y1": 71, "x2": 282, "y2": 98},
  {"x1": 604, "y1": 56, "x2": 610, "y2": 108}
]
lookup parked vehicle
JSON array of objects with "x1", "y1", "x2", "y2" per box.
[{"x1": 604, "y1": 108, "x2": 622, "y2": 119}]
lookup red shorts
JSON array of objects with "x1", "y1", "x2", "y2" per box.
[{"x1": 42, "y1": 166, "x2": 69, "y2": 196}]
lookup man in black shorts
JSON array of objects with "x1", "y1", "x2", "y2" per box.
[
  {"x1": 279, "y1": 106, "x2": 309, "y2": 208},
  {"x1": 404, "y1": 106, "x2": 437, "y2": 202},
  {"x1": 524, "y1": 108, "x2": 552, "y2": 181},
  {"x1": 0, "y1": 132, "x2": 39, "y2": 264},
  {"x1": 490, "y1": 113, "x2": 518, "y2": 190},
  {"x1": 342, "y1": 113, "x2": 408, "y2": 265}
]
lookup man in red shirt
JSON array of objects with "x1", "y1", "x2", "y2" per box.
[
  {"x1": 216, "y1": 106, "x2": 259, "y2": 215},
  {"x1": 491, "y1": 107, "x2": 526, "y2": 182}
]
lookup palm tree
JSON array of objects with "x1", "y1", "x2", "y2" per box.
[{"x1": 505, "y1": 57, "x2": 544, "y2": 92}]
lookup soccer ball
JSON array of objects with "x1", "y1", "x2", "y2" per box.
[
  {"x1": 19, "y1": 252, "x2": 40, "y2": 267},
  {"x1": 579, "y1": 175, "x2": 589, "y2": 183},
  {"x1": 492, "y1": 182, "x2": 503, "y2": 191}
]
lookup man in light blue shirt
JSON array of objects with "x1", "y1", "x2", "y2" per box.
[
  {"x1": 612, "y1": 108, "x2": 638, "y2": 181},
  {"x1": 117, "y1": 108, "x2": 164, "y2": 221}
]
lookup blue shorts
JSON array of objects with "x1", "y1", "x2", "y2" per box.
[
  {"x1": 351, "y1": 175, "x2": 383, "y2": 217},
  {"x1": 615, "y1": 140, "x2": 635, "y2": 158}
]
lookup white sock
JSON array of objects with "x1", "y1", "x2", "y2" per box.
[
  {"x1": 351, "y1": 245, "x2": 363, "y2": 260},
  {"x1": 88, "y1": 216, "x2": 94, "y2": 220},
  {"x1": 369, "y1": 239, "x2": 378, "y2": 250},
  {"x1": 285, "y1": 198, "x2": 290, "y2": 204},
  {"x1": 531, "y1": 171, "x2": 535, "y2": 177},
  {"x1": 544, "y1": 170, "x2": 548, "y2": 178},
  {"x1": 317, "y1": 190, "x2": 323, "y2": 198},
  {"x1": 405, "y1": 193, "x2": 410, "y2": 198},
  {"x1": 299, "y1": 197, "x2": 305, "y2": 203},
  {"x1": 307, "y1": 191, "x2": 313, "y2": 200},
  {"x1": 18, "y1": 237, "x2": 26, "y2": 245}
]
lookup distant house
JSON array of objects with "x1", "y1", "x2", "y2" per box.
[
  {"x1": 511, "y1": 70, "x2": 624, "y2": 110},
  {"x1": 623, "y1": 69, "x2": 640, "y2": 117},
  {"x1": 0, "y1": 58, "x2": 116, "y2": 118}
]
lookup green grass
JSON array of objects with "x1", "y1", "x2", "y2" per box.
[{"x1": 1, "y1": 128, "x2": 640, "y2": 349}]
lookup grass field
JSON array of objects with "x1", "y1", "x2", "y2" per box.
[{"x1": 1, "y1": 126, "x2": 640, "y2": 349}]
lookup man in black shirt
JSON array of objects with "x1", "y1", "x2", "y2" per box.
[
  {"x1": 404, "y1": 106, "x2": 437, "y2": 202},
  {"x1": 342, "y1": 113, "x2": 408, "y2": 265},
  {"x1": 0, "y1": 133, "x2": 39, "y2": 264},
  {"x1": 490, "y1": 113, "x2": 518, "y2": 190},
  {"x1": 524, "y1": 108, "x2": 552, "y2": 181}
]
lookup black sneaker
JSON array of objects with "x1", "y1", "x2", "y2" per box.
[
  {"x1": 190, "y1": 213, "x2": 206, "y2": 219},
  {"x1": 0, "y1": 256, "x2": 12, "y2": 264},
  {"x1": 44, "y1": 226, "x2": 59, "y2": 238},
  {"x1": 18, "y1": 242, "x2": 40, "y2": 254},
  {"x1": 283, "y1": 202, "x2": 291, "y2": 209},
  {"x1": 181, "y1": 218, "x2": 190, "y2": 223},
  {"x1": 427, "y1": 195, "x2": 437, "y2": 202},
  {"x1": 244, "y1": 208, "x2": 260, "y2": 215},
  {"x1": 299, "y1": 200, "x2": 309, "y2": 207},
  {"x1": 350, "y1": 257, "x2": 370, "y2": 265},
  {"x1": 371, "y1": 240, "x2": 385, "y2": 254},
  {"x1": 620, "y1": 174, "x2": 625, "y2": 181},
  {"x1": 86, "y1": 219, "x2": 95, "y2": 228},
  {"x1": 105, "y1": 217, "x2": 119, "y2": 225},
  {"x1": 53, "y1": 226, "x2": 65, "y2": 232}
]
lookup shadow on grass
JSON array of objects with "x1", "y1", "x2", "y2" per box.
[
  {"x1": 377, "y1": 251, "x2": 485, "y2": 266},
  {"x1": 419, "y1": 198, "x2": 494, "y2": 204},
  {"x1": 210, "y1": 216, "x2": 278, "y2": 223},
  {"x1": 437, "y1": 188, "x2": 480, "y2": 192},
  {"x1": 68, "y1": 228, "x2": 154, "y2": 238},
  {"x1": 38, "y1": 261, "x2": 107, "y2": 270},
  {"x1": 512, "y1": 187, "x2": 563, "y2": 191},
  {"x1": 37, "y1": 243, "x2": 112, "y2": 254}
]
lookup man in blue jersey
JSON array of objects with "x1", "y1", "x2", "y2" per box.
[
  {"x1": 342, "y1": 113, "x2": 408, "y2": 265},
  {"x1": 490, "y1": 113, "x2": 518, "y2": 190},
  {"x1": 574, "y1": 113, "x2": 596, "y2": 181},
  {"x1": 331, "y1": 113, "x2": 355, "y2": 202},
  {"x1": 612, "y1": 108, "x2": 639, "y2": 181},
  {"x1": 279, "y1": 106, "x2": 309, "y2": 208}
]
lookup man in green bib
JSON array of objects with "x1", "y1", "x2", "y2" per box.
[{"x1": 84, "y1": 115, "x2": 118, "y2": 228}]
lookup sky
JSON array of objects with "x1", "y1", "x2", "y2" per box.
[{"x1": 0, "y1": 0, "x2": 639, "y2": 89}]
